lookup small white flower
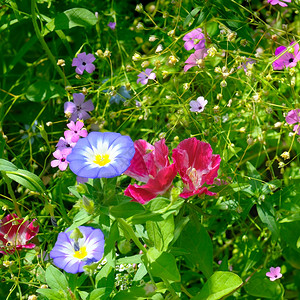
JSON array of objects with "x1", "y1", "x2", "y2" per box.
[{"x1": 189, "y1": 96, "x2": 208, "y2": 113}]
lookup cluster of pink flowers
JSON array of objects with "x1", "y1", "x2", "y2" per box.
[
  {"x1": 183, "y1": 28, "x2": 207, "y2": 72},
  {"x1": 51, "y1": 92, "x2": 93, "y2": 172},
  {"x1": 124, "y1": 137, "x2": 221, "y2": 204}
]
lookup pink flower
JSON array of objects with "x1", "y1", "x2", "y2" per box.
[
  {"x1": 56, "y1": 131, "x2": 76, "y2": 151},
  {"x1": 124, "y1": 139, "x2": 177, "y2": 204},
  {"x1": 72, "y1": 52, "x2": 96, "y2": 75},
  {"x1": 273, "y1": 42, "x2": 300, "y2": 70},
  {"x1": 0, "y1": 214, "x2": 39, "y2": 254},
  {"x1": 172, "y1": 138, "x2": 221, "y2": 198},
  {"x1": 137, "y1": 69, "x2": 156, "y2": 85},
  {"x1": 286, "y1": 109, "x2": 300, "y2": 135},
  {"x1": 64, "y1": 121, "x2": 88, "y2": 143},
  {"x1": 184, "y1": 48, "x2": 208, "y2": 72},
  {"x1": 266, "y1": 266, "x2": 282, "y2": 281},
  {"x1": 51, "y1": 148, "x2": 72, "y2": 171},
  {"x1": 183, "y1": 28, "x2": 206, "y2": 51},
  {"x1": 268, "y1": 0, "x2": 291, "y2": 7}
]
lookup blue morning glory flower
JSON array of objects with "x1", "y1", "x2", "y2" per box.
[
  {"x1": 50, "y1": 226, "x2": 105, "y2": 274},
  {"x1": 67, "y1": 132, "x2": 135, "y2": 179}
]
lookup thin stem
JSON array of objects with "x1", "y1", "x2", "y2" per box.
[
  {"x1": 31, "y1": 0, "x2": 69, "y2": 86},
  {"x1": 3, "y1": 173, "x2": 21, "y2": 217}
]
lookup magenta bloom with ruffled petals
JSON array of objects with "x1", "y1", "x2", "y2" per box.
[
  {"x1": 65, "y1": 121, "x2": 88, "y2": 143},
  {"x1": 172, "y1": 138, "x2": 221, "y2": 198},
  {"x1": 72, "y1": 52, "x2": 96, "y2": 75},
  {"x1": 273, "y1": 42, "x2": 300, "y2": 70},
  {"x1": 124, "y1": 139, "x2": 177, "y2": 204},
  {"x1": 0, "y1": 214, "x2": 39, "y2": 254},
  {"x1": 183, "y1": 28, "x2": 206, "y2": 51}
]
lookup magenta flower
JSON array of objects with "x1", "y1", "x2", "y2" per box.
[
  {"x1": 172, "y1": 138, "x2": 221, "y2": 198},
  {"x1": 137, "y1": 68, "x2": 156, "y2": 85},
  {"x1": 124, "y1": 139, "x2": 177, "y2": 204},
  {"x1": 189, "y1": 96, "x2": 208, "y2": 113},
  {"x1": 65, "y1": 121, "x2": 88, "y2": 143},
  {"x1": 56, "y1": 131, "x2": 76, "y2": 150},
  {"x1": 273, "y1": 42, "x2": 300, "y2": 70},
  {"x1": 286, "y1": 109, "x2": 300, "y2": 135},
  {"x1": 51, "y1": 148, "x2": 72, "y2": 171},
  {"x1": 72, "y1": 52, "x2": 96, "y2": 75},
  {"x1": 64, "y1": 93, "x2": 94, "y2": 122},
  {"x1": 184, "y1": 48, "x2": 208, "y2": 72},
  {"x1": 268, "y1": 0, "x2": 291, "y2": 7},
  {"x1": 108, "y1": 22, "x2": 116, "y2": 30},
  {"x1": 183, "y1": 28, "x2": 206, "y2": 51},
  {"x1": 0, "y1": 214, "x2": 39, "y2": 254},
  {"x1": 266, "y1": 267, "x2": 282, "y2": 281}
]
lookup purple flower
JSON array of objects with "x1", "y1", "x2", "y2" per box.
[
  {"x1": 56, "y1": 132, "x2": 76, "y2": 151},
  {"x1": 268, "y1": 0, "x2": 291, "y2": 7},
  {"x1": 65, "y1": 121, "x2": 88, "y2": 143},
  {"x1": 51, "y1": 148, "x2": 72, "y2": 171},
  {"x1": 108, "y1": 22, "x2": 116, "y2": 30},
  {"x1": 64, "y1": 93, "x2": 94, "y2": 122},
  {"x1": 238, "y1": 58, "x2": 256, "y2": 72},
  {"x1": 184, "y1": 48, "x2": 208, "y2": 72},
  {"x1": 286, "y1": 109, "x2": 300, "y2": 135},
  {"x1": 67, "y1": 132, "x2": 135, "y2": 179},
  {"x1": 72, "y1": 52, "x2": 96, "y2": 75},
  {"x1": 266, "y1": 266, "x2": 282, "y2": 281},
  {"x1": 183, "y1": 28, "x2": 206, "y2": 51},
  {"x1": 50, "y1": 226, "x2": 105, "y2": 274},
  {"x1": 137, "y1": 68, "x2": 156, "y2": 85},
  {"x1": 189, "y1": 96, "x2": 208, "y2": 113},
  {"x1": 273, "y1": 42, "x2": 300, "y2": 70}
]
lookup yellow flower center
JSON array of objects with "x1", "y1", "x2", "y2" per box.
[
  {"x1": 73, "y1": 246, "x2": 87, "y2": 259},
  {"x1": 93, "y1": 154, "x2": 111, "y2": 166}
]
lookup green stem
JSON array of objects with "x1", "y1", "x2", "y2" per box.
[
  {"x1": 3, "y1": 173, "x2": 22, "y2": 218},
  {"x1": 31, "y1": 0, "x2": 69, "y2": 86}
]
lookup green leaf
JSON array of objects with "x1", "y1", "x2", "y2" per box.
[
  {"x1": 26, "y1": 80, "x2": 66, "y2": 102},
  {"x1": 89, "y1": 288, "x2": 110, "y2": 300},
  {"x1": 144, "y1": 247, "x2": 180, "y2": 282},
  {"x1": 244, "y1": 269, "x2": 284, "y2": 299},
  {"x1": 116, "y1": 254, "x2": 142, "y2": 265},
  {"x1": 193, "y1": 271, "x2": 243, "y2": 300},
  {"x1": 146, "y1": 214, "x2": 174, "y2": 251},
  {"x1": 67, "y1": 210, "x2": 93, "y2": 232},
  {"x1": 257, "y1": 202, "x2": 279, "y2": 240},
  {"x1": 46, "y1": 8, "x2": 97, "y2": 31},
  {"x1": 6, "y1": 169, "x2": 46, "y2": 193},
  {"x1": 179, "y1": 219, "x2": 213, "y2": 278},
  {"x1": 110, "y1": 202, "x2": 145, "y2": 218},
  {"x1": 45, "y1": 265, "x2": 69, "y2": 291},
  {"x1": 37, "y1": 288, "x2": 66, "y2": 300},
  {"x1": 183, "y1": 7, "x2": 201, "y2": 27},
  {"x1": 112, "y1": 285, "x2": 157, "y2": 299},
  {"x1": 0, "y1": 159, "x2": 18, "y2": 172}
]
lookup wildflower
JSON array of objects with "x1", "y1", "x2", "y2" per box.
[
  {"x1": 184, "y1": 48, "x2": 207, "y2": 72},
  {"x1": 172, "y1": 138, "x2": 221, "y2": 198},
  {"x1": 137, "y1": 69, "x2": 156, "y2": 85},
  {"x1": 155, "y1": 44, "x2": 163, "y2": 53},
  {"x1": 108, "y1": 22, "x2": 116, "y2": 30},
  {"x1": 273, "y1": 42, "x2": 300, "y2": 70},
  {"x1": 268, "y1": 0, "x2": 291, "y2": 7},
  {"x1": 72, "y1": 52, "x2": 96, "y2": 75},
  {"x1": 50, "y1": 226, "x2": 105, "y2": 274},
  {"x1": 51, "y1": 148, "x2": 72, "y2": 171},
  {"x1": 56, "y1": 132, "x2": 76, "y2": 151},
  {"x1": 67, "y1": 132, "x2": 135, "y2": 179},
  {"x1": 280, "y1": 151, "x2": 290, "y2": 160},
  {"x1": 64, "y1": 93, "x2": 94, "y2": 122},
  {"x1": 103, "y1": 81, "x2": 132, "y2": 105},
  {"x1": 238, "y1": 58, "x2": 256, "y2": 72},
  {"x1": 0, "y1": 214, "x2": 39, "y2": 254},
  {"x1": 124, "y1": 139, "x2": 177, "y2": 204},
  {"x1": 57, "y1": 59, "x2": 65, "y2": 67},
  {"x1": 183, "y1": 28, "x2": 206, "y2": 51},
  {"x1": 286, "y1": 109, "x2": 300, "y2": 135},
  {"x1": 149, "y1": 35, "x2": 157, "y2": 42},
  {"x1": 64, "y1": 121, "x2": 88, "y2": 143},
  {"x1": 189, "y1": 96, "x2": 208, "y2": 113},
  {"x1": 266, "y1": 267, "x2": 282, "y2": 281}
]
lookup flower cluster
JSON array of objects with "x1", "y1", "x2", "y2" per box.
[
  {"x1": 124, "y1": 137, "x2": 221, "y2": 204},
  {"x1": 183, "y1": 28, "x2": 207, "y2": 72},
  {"x1": 0, "y1": 214, "x2": 39, "y2": 254}
]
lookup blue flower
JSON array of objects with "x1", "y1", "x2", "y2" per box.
[
  {"x1": 67, "y1": 132, "x2": 135, "y2": 178},
  {"x1": 109, "y1": 86, "x2": 131, "y2": 104},
  {"x1": 50, "y1": 226, "x2": 105, "y2": 274}
]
